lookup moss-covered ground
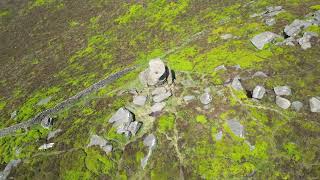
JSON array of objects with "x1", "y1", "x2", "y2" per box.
[{"x1": 0, "y1": 0, "x2": 320, "y2": 179}]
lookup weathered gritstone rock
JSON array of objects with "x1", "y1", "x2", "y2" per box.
[
  {"x1": 47, "y1": 129, "x2": 62, "y2": 140},
  {"x1": 252, "y1": 71, "x2": 268, "y2": 78},
  {"x1": 276, "y1": 96, "x2": 291, "y2": 109},
  {"x1": 199, "y1": 92, "x2": 212, "y2": 105},
  {"x1": 153, "y1": 91, "x2": 172, "y2": 103},
  {"x1": 298, "y1": 32, "x2": 318, "y2": 50},
  {"x1": 127, "y1": 121, "x2": 142, "y2": 136},
  {"x1": 38, "y1": 143, "x2": 55, "y2": 150},
  {"x1": 252, "y1": 85, "x2": 266, "y2": 99},
  {"x1": 277, "y1": 36, "x2": 296, "y2": 46},
  {"x1": 133, "y1": 95, "x2": 147, "y2": 106},
  {"x1": 108, "y1": 107, "x2": 134, "y2": 135},
  {"x1": 87, "y1": 134, "x2": 112, "y2": 154},
  {"x1": 151, "y1": 87, "x2": 167, "y2": 96},
  {"x1": 183, "y1": 95, "x2": 195, "y2": 102},
  {"x1": 284, "y1": 19, "x2": 312, "y2": 37},
  {"x1": 231, "y1": 76, "x2": 243, "y2": 90},
  {"x1": 291, "y1": 101, "x2": 303, "y2": 112},
  {"x1": 0, "y1": 159, "x2": 21, "y2": 180},
  {"x1": 139, "y1": 58, "x2": 170, "y2": 86},
  {"x1": 251, "y1": 31, "x2": 280, "y2": 50},
  {"x1": 141, "y1": 134, "x2": 156, "y2": 169},
  {"x1": 309, "y1": 97, "x2": 320, "y2": 112},
  {"x1": 151, "y1": 102, "x2": 166, "y2": 113},
  {"x1": 274, "y1": 86, "x2": 291, "y2": 96},
  {"x1": 41, "y1": 116, "x2": 53, "y2": 129},
  {"x1": 265, "y1": 18, "x2": 276, "y2": 26},
  {"x1": 227, "y1": 119, "x2": 244, "y2": 138}
]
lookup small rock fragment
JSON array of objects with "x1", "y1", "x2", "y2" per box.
[
  {"x1": 41, "y1": 116, "x2": 53, "y2": 129},
  {"x1": 214, "y1": 64, "x2": 227, "y2": 71},
  {"x1": 227, "y1": 119, "x2": 244, "y2": 138},
  {"x1": 127, "y1": 121, "x2": 142, "y2": 136},
  {"x1": 298, "y1": 32, "x2": 318, "y2": 50},
  {"x1": 252, "y1": 85, "x2": 266, "y2": 99},
  {"x1": 133, "y1": 95, "x2": 147, "y2": 106},
  {"x1": 231, "y1": 76, "x2": 243, "y2": 90},
  {"x1": 284, "y1": 19, "x2": 312, "y2": 37},
  {"x1": 10, "y1": 111, "x2": 17, "y2": 119},
  {"x1": 199, "y1": 92, "x2": 212, "y2": 105},
  {"x1": 144, "y1": 134, "x2": 156, "y2": 148},
  {"x1": 276, "y1": 96, "x2": 291, "y2": 109},
  {"x1": 291, "y1": 101, "x2": 303, "y2": 112},
  {"x1": 183, "y1": 95, "x2": 195, "y2": 102},
  {"x1": 309, "y1": 97, "x2": 320, "y2": 112},
  {"x1": 265, "y1": 18, "x2": 276, "y2": 26},
  {"x1": 220, "y1": 34, "x2": 233, "y2": 40},
  {"x1": 47, "y1": 129, "x2": 62, "y2": 140},
  {"x1": 251, "y1": 31, "x2": 280, "y2": 50},
  {"x1": 151, "y1": 102, "x2": 166, "y2": 113},
  {"x1": 274, "y1": 86, "x2": 291, "y2": 96},
  {"x1": 215, "y1": 131, "x2": 223, "y2": 141},
  {"x1": 153, "y1": 91, "x2": 172, "y2": 103},
  {"x1": 38, "y1": 143, "x2": 55, "y2": 150},
  {"x1": 252, "y1": 71, "x2": 268, "y2": 78}
]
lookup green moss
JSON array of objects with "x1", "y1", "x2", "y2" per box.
[
  {"x1": 0, "y1": 10, "x2": 10, "y2": 17},
  {"x1": 158, "y1": 114, "x2": 175, "y2": 132},
  {"x1": 60, "y1": 150, "x2": 91, "y2": 180},
  {"x1": 283, "y1": 142, "x2": 301, "y2": 161},
  {"x1": 276, "y1": 11, "x2": 296, "y2": 22},
  {"x1": 29, "y1": 0, "x2": 56, "y2": 10},
  {"x1": 167, "y1": 46, "x2": 197, "y2": 71},
  {"x1": 310, "y1": 4, "x2": 320, "y2": 10},
  {"x1": 68, "y1": 20, "x2": 80, "y2": 27},
  {"x1": 305, "y1": 25, "x2": 320, "y2": 34},
  {"x1": 85, "y1": 148, "x2": 115, "y2": 175},
  {"x1": 0, "y1": 101, "x2": 6, "y2": 110},
  {"x1": 196, "y1": 115, "x2": 207, "y2": 124}
]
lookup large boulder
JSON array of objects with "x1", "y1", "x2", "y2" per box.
[
  {"x1": 284, "y1": 19, "x2": 312, "y2": 37},
  {"x1": 251, "y1": 32, "x2": 280, "y2": 50},
  {"x1": 87, "y1": 134, "x2": 112, "y2": 154},
  {"x1": 139, "y1": 58, "x2": 171, "y2": 86},
  {"x1": 108, "y1": 107, "x2": 134, "y2": 134},
  {"x1": 309, "y1": 97, "x2": 320, "y2": 112}
]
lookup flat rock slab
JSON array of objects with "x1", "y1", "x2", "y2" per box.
[
  {"x1": 251, "y1": 31, "x2": 280, "y2": 50},
  {"x1": 231, "y1": 77, "x2": 243, "y2": 90},
  {"x1": 87, "y1": 134, "x2": 112, "y2": 154},
  {"x1": 309, "y1": 97, "x2": 320, "y2": 112},
  {"x1": 276, "y1": 96, "x2": 291, "y2": 109},
  {"x1": 227, "y1": 119, "x2": 244, "y2": 138},
  {"x1": 133, "y1": 95, "x2": 147, "y2": 106},
  {"x1": 252, "y1": 71, "x2": 268, "y2": 78},
  {"x1": 284, "y1": 19, "x2": 312, "y2": 37},
  {"x1": 291, "y1": 101, "x2": 303, "y2": 112},
  {"x1": 274, "y1": 86, "x2": 291, "y2": 96},
  {"x1": 151, "y1": 87, "x2": 167, "y2": 96},
  {"x1": 252, "y1": 85, "x2": 266, "y2": 99},
  {"x1": 298, "y1": 32, "x2": 318, "y2": 50},
  {"x1": 200, "y1": 92, "x2": 212, "y2": 105}
]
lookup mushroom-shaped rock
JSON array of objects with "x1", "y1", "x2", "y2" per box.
[
  {"x1": 108, "y1": 107, "x2": 134, "y2": 134},
  {"x1": 276, "y1": 96, "x2": 291, "y2": 109},
  {"x1": 252, "y1": 85, "x2": 266, "y2": 99},
  {"x1": 251, "y1": 32, "x2": 280, "y2": 50},
  {"x1": 274, "y1": 86, "x2": 291, "y2": 96},
  {"x1": 291, "y1": 101, "x2": 303, "y2": 112},
  {"x1": 309, "y1": 97, "x2": 320, "y2": 112},
  {"x1": 133, "y1": 95, "x2": 147, "y2": 106},
  {"x1": 284, "y1": 19, "x2": 312, "y2": 37},
  {"x1": 227, "y1": 119, "x2": 244, "y2": 138},
  {"x1": 200, "y1": 92, "x2": 212, "y2": 105}
]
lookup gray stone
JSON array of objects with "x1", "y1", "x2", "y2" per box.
[
  {"x1": 309, "y1": 97, "x2": 320, "y2": 112},
  {"x1": 143, "y1": 134, "x2": 156, "y2": 148},
  {"x1": 298, "y1": 32, "x2": 318, "y2": 50},
  {"x1": 127, "y1": 121, "x2": 142, "y2": 136},
  {"x1": 87, "y1": 134, "x2": 112, "y2": 154},
  {"x1": 38, "y1": 143, "x2": 55, "y2": 150},
  {"x1": 284, "y1": 19, "x2": 312, "y2": 37},
  {"x1": 36, "y1": 96, "x2": 52, "y2": 106},
  {"x1": 151, "y1": 102, "x2": 166, "y2": 113},
  {"x1": 265, "y1": 18, "x2": 276, "y2": 26},
  {"x1": 0, "y1": 159, "x2": 21, "y2": 180},
  {"x1": 220, "y1": 34, "x2": 233, "y2": 40},
  {"x1": 47, "y1": 129, "x2": 62, "y2": 140},
  {"x1": 10, "y1": 111, "x2": 17, "y2": 119},
  {"x1": 183, "y1": 95, "x2": 195, "y2": 102},
  {"x1": 151, "y1": 87, "x2": 167, "y2": 96},
  {"x1": 276, "y1": 96, "x2": 291, "y2": 109},
  {"x1": 41, "y1": 116, "x2": 53, "y2": 129},
  {"x1": 215, "y1": 131, "x2": 223, "y2": 141},
  {"x1": 133, "y1": 95, "x2": 147, "y2": 106},
  {"x1": 277, "y1": 37, "x2": 296, "y2": 46},
  {"x1": 266, "y1": 6, "x2": 283, "y2": 13},
  {"x1": 251, "y1": 32, "x2": 280, "y2": 50},
  {"x1": 274, "y1": 86, "x2": 291, "y2": 96},
  {"x1": 204, "y1": 87, "x2": 211, "y2": 93},
  {"x1": 153, "y1": 91, "x2": 172, "y2": 103},
  {"x1": 214, "y1": 64, "x2": 227, "y2": 71},
  {"x1": 199, "y1": 92, "x2": 212, "y2": 105},
  {"x1": 227, "y1": 119, "x2": 244, "y2": 138},
  {"x1": 252, "y1": 85, "x2": 266, "y2": 99},
  {"x1": 148, "y1": 58, "x2": 167, "y2": 86},
  {"x1": 231, "y1": 76, "x2": 243, "y2": 90},
  {"x1": 291, "y1": 101, "x2": 303, "y2": 112},
  {"x1": 108, "y1": 107, "x2": 134, "y2": 134},
  {"x1": 252, "y1": 71, "x2": 268, "y2": 78}
]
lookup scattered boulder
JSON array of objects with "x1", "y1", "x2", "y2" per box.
[
  {"x1": 133, "y1": 95, "x2": 147, "y2": 106},
  {"x1": 37, "y1": 96, "x2": 52, "y2": 106},
  {"x1": 309, "y1": 97, "x2": 320, "y2": 112},
  {"x1": 41, "y1": 116, "x2": 53, "y2": 129},
  {"x1": 298, "y1": 32, "x2": 318, "y2": 50},
  {"x1": 0, "y1": 159, "x2": 21, "y2": 180},
  {"x1": 127, "y1": 121, "x2": 142, "y2": 136},
  {"x1": 199, "y1": 92, "x2": 212, "y2": 105},
  {"x1": 265, "y1": 18, "x2": 276, "y2": 26},
  {"x1": 139, "y1": 58, "x2": 171, "y2": 86},
  {"x1": 231, "y1": 76, "x2": 243, "y2": 90},
  {"x1": 252, "y1": 85, "x2": 266, "y2": 99},
  {"x1": 277, "y1": 36, "x2": 296, "y2": 46},
  {"x1": 274, "y1": 86, "x2": 291, "y2": 96},
  {"x1": 47, "y1": 129, "x2": 62, "y2": 141},
  {"x1": 291, "y1": 101, "x2": 303, "y2": 112},
  {"x1": 183, "y1": 95, "x2": 195, "y2": 102},
  {"x1": 38, "y1": 143, "x2": 55, "y2": 150},
  {"x1": 108, "y1": 107, "x2": 134, "y2": 135},
  {"x1": 284, "y1": 19, "x2": 312, "y2": 37},
  {"x1": 227, "y1": 119, "x2": 244, "y2": 138},
  {"x1": 276, "y1": 96, "x2": 291, "y2": 109},
  {"x1": 251, "y1": 31, "x2": 280, "y2": 50},
  {"x1": 151, "y1": 102, "x2": 166, "y2": 113},
  {"x1": 252, "y1": 71, "x2": 268, "y2": 78},
  {"x1": 264, "y1": 6, "x2": 283, "y2": 17},
  {"x1": 220, "y1": 34, "x2": 233, "y2": 40},
  {"x1": 87, "y1": 134, "x2": 112, "y2": 154},
  {"x1": 153, "y1": 91, "x2": 172, "y2": 103}
]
